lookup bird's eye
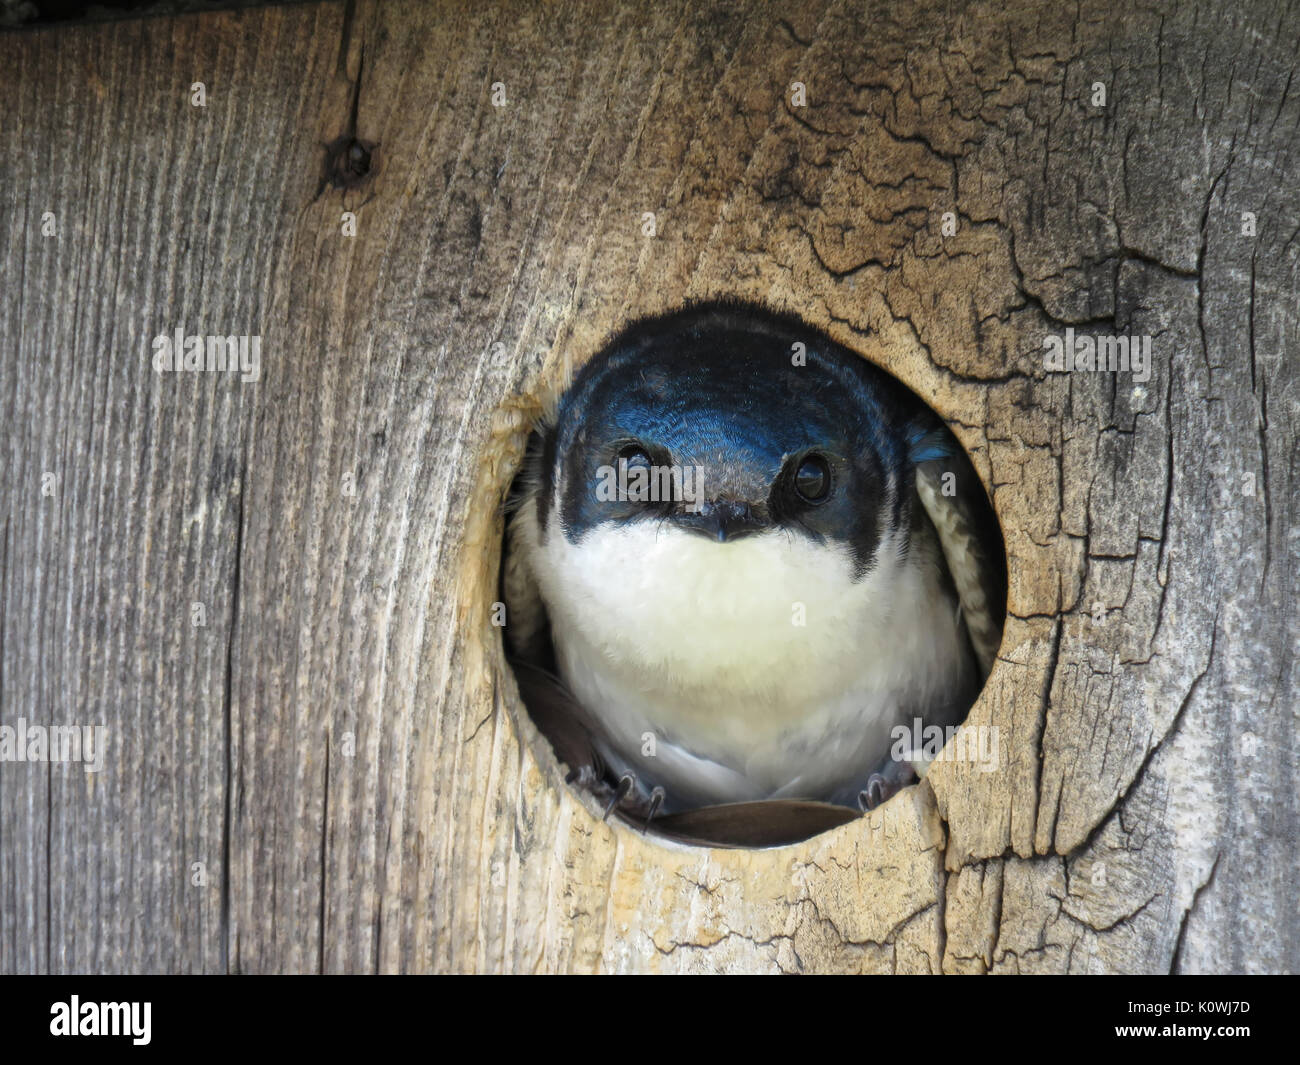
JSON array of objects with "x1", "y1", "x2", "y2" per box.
[
  {"x1": 617, "y1": 444, "x2": 652, "y2": 469},
  {"x1": 793, "y1": 455, "x2": 831, "y2": 503}
]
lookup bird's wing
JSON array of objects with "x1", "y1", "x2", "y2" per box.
[
  {"x1": 502, "y1": 499, "x2": 551, "y2": 664},
  {"x1": 508, "y1": 659, "x2": 604, "y2": 781},
  {"x1": 913, "y1": 448, "x2": 1006, "y2": 679},
  {"x1": 502, "y1": 423, "x2": 554, "y2": 666}
]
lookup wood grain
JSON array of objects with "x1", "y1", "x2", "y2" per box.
[{"x1": 0, "y1": 0, "x2": 1296, "y2": 973}]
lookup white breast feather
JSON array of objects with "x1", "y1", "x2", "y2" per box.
[{"x1": 514, "y1": 494, "x2": 974, "y2": 805}]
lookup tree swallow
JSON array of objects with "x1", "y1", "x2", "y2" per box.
[{"x1": 504, "y1": 302, "x2": 1004, "y2": 844}]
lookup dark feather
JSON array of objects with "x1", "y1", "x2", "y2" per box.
[
  {"x1": 649, "y1": 800, "x2": 859, "y2": 848},
  {"x1": 913, "y1": 445, "x2": 1006, "y2": 677},
  {"x1": 508, "y1": 659, "x2": 604, "y2": 782}
]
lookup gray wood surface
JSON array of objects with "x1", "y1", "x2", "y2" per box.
[{"x1": 0, "y1": 0, "x2": 1296, "y2": 973}]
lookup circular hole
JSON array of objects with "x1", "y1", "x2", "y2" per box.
[
  {"x1": 323, "y1": 135, "x2": 378, "y2": 190},
  {"x1": 501, "y1": 302, "x2": 1006, "y2": 847}
]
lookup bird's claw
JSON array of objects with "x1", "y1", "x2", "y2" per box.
[
  {"x1": 603, "y1": 773, "x2": 636, "y2": 821},
  {"x1": 857, "y1": 763, "x2": 917, "y2": 813},
  {"x1": 857, "y1": 775, "x2": 888, "y2": 813},
  {"x1": 599, "y1": 772, "x2": 668, "y2": 832},
  {"x1": 641, "y1": 787, "x2": 666, "y2": 833}
]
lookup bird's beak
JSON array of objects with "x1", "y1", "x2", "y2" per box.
[{"x1": 674, "y1": 499, "x2": 765, "y2": 543}]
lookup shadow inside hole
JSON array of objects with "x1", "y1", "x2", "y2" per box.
[{"x1": 499, "y1": 302, "x2": 1007, "y2": 848}]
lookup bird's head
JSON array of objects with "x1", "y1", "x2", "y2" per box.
[{"x1": 535, "y1": 303, "x2": 947, "y2": 579}]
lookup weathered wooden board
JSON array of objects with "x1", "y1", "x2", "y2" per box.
[{"x1": 0, "y1": 0, "x2": 1296, "y2": 973}]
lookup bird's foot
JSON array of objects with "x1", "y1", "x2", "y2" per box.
[
  {"x1": 642, "y1": 787, "x2": 666, "y2": 833},
  {"x1": 602, "y1": 773, "x2": 636, "y2": 821},
  {"x1": 566, "y1": 764, "x2": 600, "y2": 791},
  {"x1": 599, "y1": 772, "x2": 668, "y2": 832},
  {"x1": 857, "y1": 760, "x2": 918, "y2": 813}
]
